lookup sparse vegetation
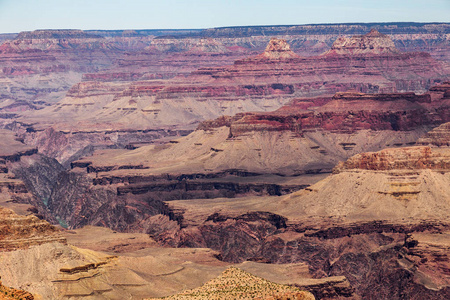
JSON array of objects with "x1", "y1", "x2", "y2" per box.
[{"x1": 146, "y1": 267, "x2": 314, "y2": 300}]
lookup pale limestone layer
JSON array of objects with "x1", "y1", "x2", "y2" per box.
[{"x1": 75, "y1": 126, "x2": 426, "y2": 177}]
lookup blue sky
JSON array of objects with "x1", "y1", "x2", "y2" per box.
[{"x1": 0, "y1": 0, "x2": 448, "y2": 33}]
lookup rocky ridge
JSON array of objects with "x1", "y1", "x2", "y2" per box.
[{"x1": 146, "y1": 267, "x2": 315, "y2": 300}]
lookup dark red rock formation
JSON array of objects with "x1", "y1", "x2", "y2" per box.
[{"x1": 195, "y1": 82, "x2": 450, "y2": 136}]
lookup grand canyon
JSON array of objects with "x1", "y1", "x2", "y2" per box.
[{"x1": 0, "y1": 20, "x2": 449, "y2": 300}]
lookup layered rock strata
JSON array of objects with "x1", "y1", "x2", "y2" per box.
[
  {"x1": 324, "y1": 28, "x2": 400, "y2": 55},
  {"x1": 36, "y1": 84, "x2": 449, "y2": 233},
  {"x1": 0, "y1": 207, "x2": 65, "y2": 251},
  {"x1": 16, "y1": 30, "x2": 449, "y2": 139}
]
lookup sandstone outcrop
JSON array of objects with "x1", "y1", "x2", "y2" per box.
[
  {"x1": 417, "y1": 121, "x2": 450, "y2": 146},
  {"x1": 324, "y1": 29, "x2": 400, "y2": 55},
  {"x1": 0, "y1": 206, "x2": 65, "y2": 251},
  {"x1": 334, "y1": 146, "x2": 450, "y2": 172},
  {"x1": 258, "y1": 38, "x2": 300, "y2": 59},
  {"x1": 0, "y1": 240, "x2": 347, "y2": 300},
  {"x1": 0, "y1": 279, "x2": 33, "y2": 300}
]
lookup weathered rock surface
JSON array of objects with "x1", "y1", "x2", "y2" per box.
[
  {"x1": 259, "y1": 38, "x2": 300, "y2": 59},
  {"x1": 0, "y1": 279, "x2": 34, "y2": 300},
  {"x1": 222, "y1": 82, "x2": 450, "y2": 136},
  {"x1": 0, "y1": 206, "x2": 65, "y2": 251},
  {"x1": 0, "y1": 24, "x2": 449, "y2": 300},
  {"x1": 34, "y1": 85, "x2": 448, "y2": 235},
  {"x1": 55, "y1": 84, "x2": 449, "y2": 218},
  {"x1": 334, "y1": 146, "x2": 450, "y2": 172},
  {"x1": 14, "y1": 30, "x2": 449, "y2": 144},
  {"x1": 0, "y1": 130, "x2": 56, "y2": 219},
  {"x1": 62, "y1": 225, "x2": 158, "y2": 253},
  {"x1": 418, "y1": 121, "x2": 450, "y2": 146},
  {"x1": 324, "y1": 29, "x2": 399, "y2": 55}
]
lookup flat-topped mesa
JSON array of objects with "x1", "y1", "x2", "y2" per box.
[
  {"x1": 257, "y1": 38, "x2": 300, "y2": 59},
  {"x1": 323, "y1": 29, "x2": 400, "y2": 55},
  {"x1": 334, "y1": 146, "x2": 450, "y2": 173},
  {"x1": 15, "y1": 29, "x2": 103, "y2": 40}
]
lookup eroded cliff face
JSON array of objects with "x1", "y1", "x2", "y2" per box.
[
  {"x1": 14, "y1": 31, "x2": 449, "y2": 136},
  {"x1": 0, "y1": 207, "x2": 65, "y2": 251},
  {"x1": 32, "y1": 84, "x2": 448, "y2": 234}
]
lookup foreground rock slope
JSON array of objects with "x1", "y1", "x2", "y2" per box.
[{"x1": 146, "y1": 267, "x2": 315, "y2": 300}]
